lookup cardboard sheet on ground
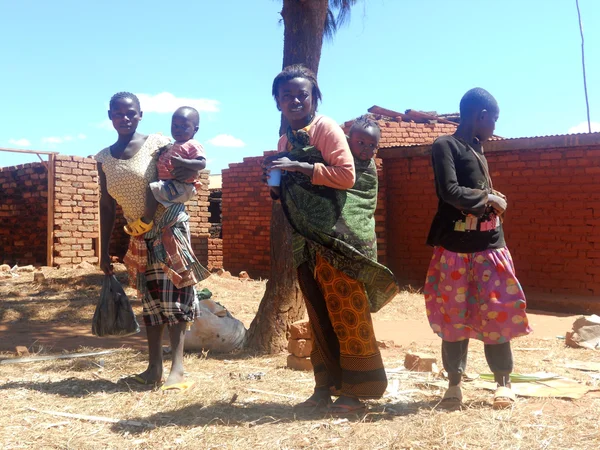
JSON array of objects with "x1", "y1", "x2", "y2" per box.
[
  {"x1": 427, "y1": 373, "x2": 599, "y2": 400},
  {"x1": 564, "y1": 360, "x2": 600, "y2": 372},
  {"x1": 471, "y1": 378, "x2": 596, "y2": 399}
]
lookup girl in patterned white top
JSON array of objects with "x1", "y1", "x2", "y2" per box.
[{"x1": 96, "y1": 92, "x2": 208, "y2": 392}]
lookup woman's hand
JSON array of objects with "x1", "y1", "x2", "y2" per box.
[
  {"x1": 269, "y1": 157, "x2": 301, "y2": 172},
  {"x1": 100, "y1": 254, "x2": 114, "y2": 276},
  {"x1": 261, "y1": 155, "x2": 278, "y2": 183},
  {"x1": 269, "y1": 157, "x2": 314, "y2": 177},
  {"x1": 488, "y1": 193, "x2": 507, "y2": 215}
]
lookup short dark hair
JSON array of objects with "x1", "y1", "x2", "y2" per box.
[
  {"x1": 350, "y1": 115, "x2": 381, "y2": 139},
  {"x1": 174, "y1": 106, "x2": 200, "y2": 127},
  {"x1": 459, "y1": 88, "x2": 498, "y2": 118},
  {"x1": 109, "y1": 92, "x2": 141, "y2": 111},
  {"x1": 272, "y1": 64, "x2": 322, "y2": 109}
]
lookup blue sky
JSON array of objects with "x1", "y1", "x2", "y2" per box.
[{"x1": 1, "y1": 0, "x2": 599, "y2": 173}]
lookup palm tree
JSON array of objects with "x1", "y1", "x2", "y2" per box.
[{"x1": 245, "y1": 0, "x2": 359, "y2": 353}]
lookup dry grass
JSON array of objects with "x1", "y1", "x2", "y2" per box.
[{"x1": 1, "y1": 268, "x2": 600, "y2": 449}]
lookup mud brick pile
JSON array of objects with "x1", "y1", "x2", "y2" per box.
[{"x1": 287, "y1": 319, "x2": 313, "y2": 371}]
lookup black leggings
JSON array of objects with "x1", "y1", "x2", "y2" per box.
[{"x1": 442, "y1": 340, "x2": 513, "y2": 375}]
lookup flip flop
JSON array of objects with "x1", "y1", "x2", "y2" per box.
[
  {"x1": 294, "y1": 397, "x2": 332, "y2": 409},
  {"x1": 493, "y1": 386, "x2": 516, "y2": 409},
  {"x1": 121, "y1": 374, "x2": 163, "y2": 387},
  {"x1": 124, "y1": 218, "x2": 154, "y2": 236},
  {"x1": 160, "y1": 381, "x2": 195, "y2": 394},
  {"x1": 440, "y1": 385, "x2": 463, "y2": 407},
  {"x1": 327, "y1": 402, "x2": 367, "y2": 415}
]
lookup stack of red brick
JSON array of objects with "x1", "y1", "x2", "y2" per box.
[
  {"x1": 52, "y1": 155, "x2": 99, "y2": 266},
  {"x1": 287, "y1": 320, "x2": 313, "y2": 371},
  {"x1": 0, "y1": 162, "x2": 48, "y2": 265},
  {"x1": 207, "y1": 238, "x2": 223, "y2": 271}
]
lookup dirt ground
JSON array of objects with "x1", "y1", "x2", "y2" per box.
[{"x1": 1, "y1": 266, "x2": 599, "y2": 449}]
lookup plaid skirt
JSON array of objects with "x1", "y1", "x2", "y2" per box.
[{"x1": 143, "y1": 262, "x2": 196, "y2": 327}]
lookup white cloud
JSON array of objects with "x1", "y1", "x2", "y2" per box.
[
  {"x1": 42, "y1": 136, "x2": 64, "y2": 144},
  {"x1": 568, "y1": 121, "x2": 600, "y2": 134},
  {"x1": 9, "y1": 138, "x2": 31, "y2": 147},
  {"x1": 97, "y1": 119, "x2": 114, "y2": 131},
  {"x1": 40, "y1": 134, "x2": 87, "y2": 146},
  {"x1": 207, "y1": 134, "x2": 246, "y2": 148},
  {"x1": 136, "y1": 92, "x2": 219, "y2": 113}
]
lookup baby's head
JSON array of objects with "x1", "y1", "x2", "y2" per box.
[
  {"x1": 348, "y1": 115, "x2": 381, "y2": 161},
  {"x1": 171, "y1": 106, "x2": 200, "y2": 144}
]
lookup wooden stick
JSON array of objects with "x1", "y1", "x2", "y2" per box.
[
  {"x1": 47, "y1": 153, "x2": 55, "y2": 267},
  {"x1": 0, "y1": 147, "x2": 58, "y2": 155},
  {"x1": 35, "y1": 153, "x2": 48, "y2": 169},
  {"x1": 0, "y1": 349, "x2": 119, "y2": 365},
  {"x1": 514, "y1": 348, "x2": 549, "y2": 351},
  {"x1": 245, "y1": 388, "x2": 299, "y2": 399},
  {"x1": 26, "y1": 407, "x2": 154, "y2": 429}
]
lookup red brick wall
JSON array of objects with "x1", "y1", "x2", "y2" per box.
[
  {"x1": 342, "y1": 119, "x2": 457, "y2": 148},
  {"x1": 375, "y1": 158, "x2": 387, "y2": 264},
  {"x1": 0, "y1": 162, "x2": 48, "y2": 265},
  {"x1": 383, "y1": 155, "x2": 435, "y2": 286},
  {"x1": 222, "y1": 156, "x2": 272, "y2": 278},
  {"x1": 378, "y1": 121, "x2": 457, "y2": 148},
  {"x1": 381, "y1": 142, "x2": 600, "y2": 296},
  {"x1": 53, "y1": 155, "x2": 100, "y2": 266},
  {"x1": 0, "y1": 155, "x2": 210, "y2": 269}
]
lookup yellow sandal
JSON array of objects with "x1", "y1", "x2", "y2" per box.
[{"x1": 124, "y1": 218, "x2": 154, "y2": 236}]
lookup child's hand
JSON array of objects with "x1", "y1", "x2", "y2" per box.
[
  {"x1": 171, "y1": 155, "x2": 187, "y2": 167},
  {"x1": 171, "y1": 156, "x2": 197, "y2": 182},
  {"x1": 488, "y1": 193, "x2": 507, "y2": 215},
  {"x1": 492, "y1": 189, "x2": 506, "y2": 199}
]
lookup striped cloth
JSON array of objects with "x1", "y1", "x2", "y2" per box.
[{"x1": 124, "y1": 203, "x2": 210, "y2": 327}]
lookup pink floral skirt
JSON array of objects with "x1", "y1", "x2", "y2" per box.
[{"x1": 424, "y1": 247, "x2": 532, "y2": 344}]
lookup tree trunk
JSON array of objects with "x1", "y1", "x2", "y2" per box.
[
  {"x1": 245, "y1": 0, "x2": 330, "y2": 353},
  {"x1": 280, "y1": 0, "x2": 329, "y2": 135},
  {"x1": 245, "y1": 202, "x2": 305, "y2": 352}
]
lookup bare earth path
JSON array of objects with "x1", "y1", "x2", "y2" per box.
[
  {"x1": 1, "y1": 266, "x2": 599, "y2": 449},
  {"x1": 0, "y1": 311, "x2": 578, "y2": 353}
]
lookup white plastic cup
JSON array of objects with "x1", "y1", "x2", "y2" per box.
[{"x1": 267, "y1": 168, "x2": 282, "y2": 186}]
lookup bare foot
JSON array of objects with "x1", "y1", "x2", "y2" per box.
[
  {"x1": 295, "y1": 388, "x2": 332, "y2": 408},
  {"x1": 163, "y1": 368, "x2": 185, "y2": 389},
  {"x1": 123, "y1": 365, "x2": 163, "y2": 386},
  {"x1": 329, "y1": 395, "x2": 365, "y2": 414}
]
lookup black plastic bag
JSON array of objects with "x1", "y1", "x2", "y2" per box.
[{"x1": 92, "y1": 275, "x2": 140, "y2": 337}]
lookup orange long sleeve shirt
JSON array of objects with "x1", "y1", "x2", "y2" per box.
[{"x1": 277, "y1": 115, "x2": 355, "y2": 190}]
